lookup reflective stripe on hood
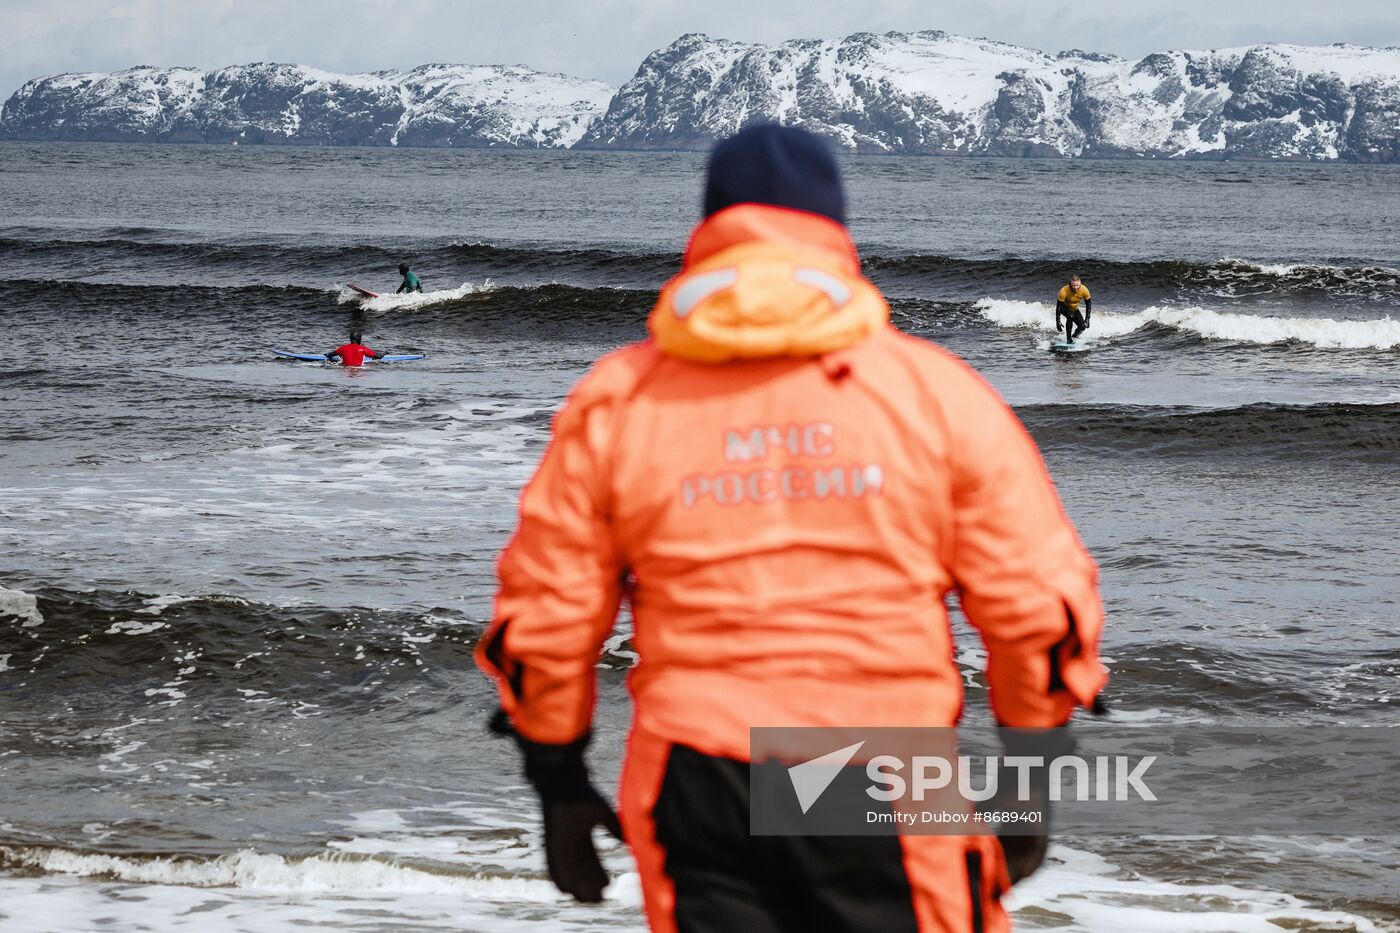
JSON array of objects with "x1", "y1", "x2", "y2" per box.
[{"x1": 648, "y1": 204, "x2": 890, "y2": 363}]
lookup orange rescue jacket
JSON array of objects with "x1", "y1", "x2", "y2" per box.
[{"x1": 477, "y1": 204, "x2": 1106, "y2": 759}]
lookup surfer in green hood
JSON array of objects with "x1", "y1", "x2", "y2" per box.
[{"x1": 396, "y1": 263, "x2": 422, "y2": 294}]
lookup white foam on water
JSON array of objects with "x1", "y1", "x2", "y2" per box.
[
  {"x1": 135, "y1": 593, "x2": 250, "y2": 616},
  {"x1": 336, "y1": 281, "x2": 496, "y2": 312},
  {"x1": 105, "y1": 618, "x2": 168, "y2": 636},
  {"x1": 0, "y1": 585, "x2": 44, "y2": 627},
  {"x1": 1253, "y1": 262, "x2": 1308, "y2": 277},
  {"x1": 1, "y1": 841, "x2": 1392, "y2": 932},
  {"x1": 976, "y1": 298, "x2": 1400, "y2": 350},
  {"x1": 136, "y1": 594, "x2": 198, "y2": 615},
  {"x1": 601, "y1": 632, "x2": 640, "y2": 666},
  {"x1": 1010, "y1": 845, "x2": 1392, "y2": 932},
  {"x1": 0, "y1": 878, "x2": 643, "y2": 933},
  {"x1": 0, "y1": 845, "x2": 645, "y2": 932},
  {"x1": 327, "y1": 800, "x2": 615, "y2": 878},
  {"x1": 1218, "y1": 256, "x2": 1400, "y2": 279},
  {"x1": 1103, "y1": 706, "x2": 1174, "y2": 723},
  {"x1": 1223, "y1": 258, "x2": 1313, "y2": 278},
  {"x1": 0, "y1": 845, "x2": 551, "y2": 896}
]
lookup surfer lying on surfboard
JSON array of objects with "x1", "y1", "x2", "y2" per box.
[
  {"x1": 326, "y1": 330, "x2": 381, "y2": 367},
  {"x1": 1055, "y1": 274, "x2": 1092, "y2": 341}
]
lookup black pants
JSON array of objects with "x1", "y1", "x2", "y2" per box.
[
  {"x1": 1060, "y1": 307, "x2": 1086, "y2": 339},
  {"x1": 652, "y1": 744, "x2": 922, "y2": 933}
]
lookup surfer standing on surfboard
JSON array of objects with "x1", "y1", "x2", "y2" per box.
[
  {"x1": 1056, "y1": 275, "x2": 1092, "y2": 341},
  {"x1": 396, "y1": 263, "x2": 423, "y2": 294}
]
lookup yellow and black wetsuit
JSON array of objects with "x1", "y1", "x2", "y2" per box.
[{"x1": 1056, "y1": 283, "x2": 1092, "y2": 339}]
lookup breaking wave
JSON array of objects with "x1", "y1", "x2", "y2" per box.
[
  {"x1": 335, "y1": 281, "x2": 498, "y2": 310},
  {"x1": 0, "y1": 845, "x2": 585, "y2": 899},
  {"x1": 976, "y1": 298, "x2": 1400, "y2": 350}
]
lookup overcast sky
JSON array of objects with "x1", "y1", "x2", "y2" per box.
[{"x1": 4, "y1": 0, "x2": 1399, "y2": 98}]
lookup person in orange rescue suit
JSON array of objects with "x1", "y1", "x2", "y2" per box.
[{"x1": 476, "y1": 123, "x2": 1107, "y2": 933}]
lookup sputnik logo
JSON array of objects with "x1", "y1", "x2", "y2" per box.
[{"x1": 787, "y1": 741, "x2": 865, "y2": 814}]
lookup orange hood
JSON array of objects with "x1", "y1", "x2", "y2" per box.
[{"x1": 648, "y1": 204, "x2": 890, "y2": 363}]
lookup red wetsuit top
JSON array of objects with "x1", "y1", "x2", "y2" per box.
[{"x1": 332, "y1": 343, "x2": 376, "y2": 367}]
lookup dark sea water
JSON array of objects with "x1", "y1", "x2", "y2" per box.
[{"x1": 1, "y1": 141, "x2": 1398, "y2": 932}]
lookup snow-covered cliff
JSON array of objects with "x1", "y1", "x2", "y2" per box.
[
  {"x1": 0, "y1": 63, "x2": 616, "y2": 148},
  {"x1": 580, "y1": 32, "x2": 1400, "y2": 161}
]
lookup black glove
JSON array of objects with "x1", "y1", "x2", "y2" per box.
[
  {"x1": 540, "y1": 789, "x2": 624, "y2": 902},
  {"x1": 1055, "y1": 316, "x2": 1064, "y2": 333},
  {"x1": 519, "y1": 733, "x2": 623, "y2": 903},
  {"x1": 990, "y1": 726, "x2": 1074, "y2": 885},
  {"x1": 999, "y1": 827, "x2": 1049, "y2": 884},
  {"x1": 488, "y1": 706, "x2": 515, "y2": 736}
]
